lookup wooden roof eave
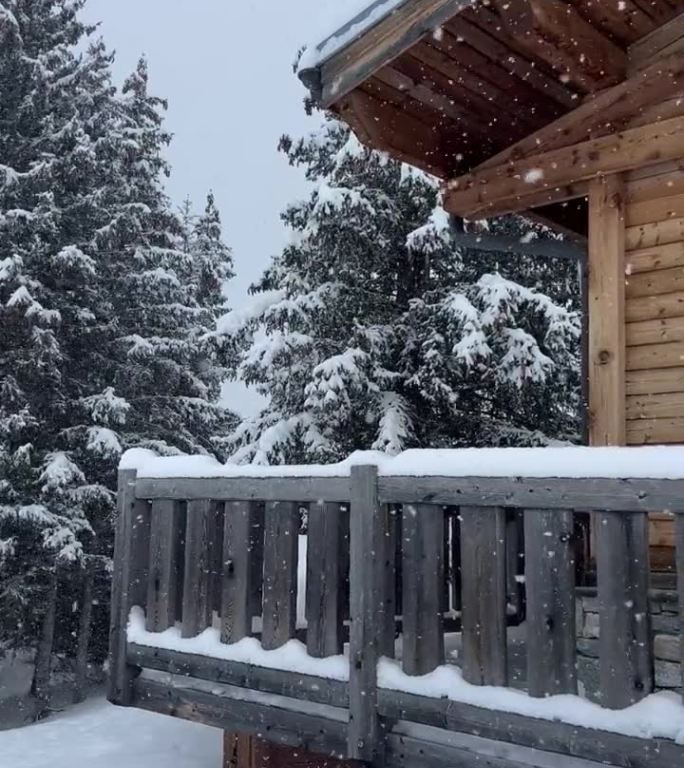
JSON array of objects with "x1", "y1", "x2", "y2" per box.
[{"x1": 298, "y1": 0, "x2": 476, "y2": 109}]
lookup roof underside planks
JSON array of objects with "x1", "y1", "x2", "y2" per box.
[{"x1": 299, "y1": 0, "x2": 684, "y2": 234}]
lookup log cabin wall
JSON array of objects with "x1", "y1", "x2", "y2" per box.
[{"x1": 624, "y1": 159, "x2": 684, "y2": 569}]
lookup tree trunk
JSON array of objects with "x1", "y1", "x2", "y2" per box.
[
  {"x1": 73, "y1": 563, "x2": 94, "y2": 704},
  {"x1": 31, "y1": 571, "x2": 58, "y2": 719}
]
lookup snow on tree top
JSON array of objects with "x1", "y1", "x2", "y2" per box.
[
  {"x1": 298, "y1": 0, "x2": 407, "y2": 72},
  {"x1": 121, "y1": 445, "x2": 684, "y2": 481}
]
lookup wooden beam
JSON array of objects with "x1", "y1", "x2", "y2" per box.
[
  {"x1": 588, "y1": 174, "x2": 627, "y2": 447},
  {"x1": 477, "y1": 51, "x2": 684, "y2": 172},
  {"x1": 630, "y1": 11, "x2": 684, "y2": 70},
  {"x1": 491, "y1": 0, "x2": 626, "y2": 92},
  {"x1": 444, "y1": 115, "x2": 684, "y2": 218},
  {"x1": 310, "y1": 0, "x2": 476, "y2": 108}
]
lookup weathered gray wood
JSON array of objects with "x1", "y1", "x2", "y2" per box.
[
  {"x1": 129, "y1": 645, "x2": 684, "y2": 768},
  {"x1": 146, "y1": 499, "x2": 181, "y2": 632},
  {"x1": 305, "y1": 502, "x2": 345, "y2": 657},
  {"x1": 385, "y1": 689, "x2": 684, "y2": 768},
  {"x1": 181, "y1": 499, "x2": 213, "y2": 638},
  {"x1": 173, "y1": 502, "x2": 186, "y2": 623},
  {"x1": 678, "y1": 513, "x2": 684, "y2": 701},
  {"x1": 108, "y1": 469, "x2": 149, "y2": 705},
  {"x1": 221, "y1": 501, "x2": 255, "y2": 644},
  {"x1": 460, "y1": 506, "x2": 507, "y2": 687},
  {"x1": 379, "y1": 476, "x2": 684, "y2": 513},
  {"x1": 136, "y1": 476, "x2": 350, "y2": 503},
  {"x1": 261, "y1": 501, "x2": 299, "y2": 650},
  {"x1": 402, "y1": 504, "x2": 445, "y2": 676},
  {"x1": 596, "y1": 511, "x2": 653, "y2": 709},
  {"x1": 524, "y1": 509, "x2": 577, "y2": 697},
  {"x1": 348, "y1": 464, "x2": 385, "y2": 763},
  {"x1": 133, "y1": 678, "x2": 349, "y2": 760}
]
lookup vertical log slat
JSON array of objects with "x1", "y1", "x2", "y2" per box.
[
  {"x1": 261, "y1": 501, "x2": 299, "y2": 650},
  {"x1": 381, "y1": 505, "x2": 398, "y2": 658},
  {"x1": 306, "y1": 502, "x2": 345, "y2": 657},
  {"x1": 596, "y1": 511, "x2": 653, "y2": 709},
  {"x1": 524, "y1": 509, "x2": 577, "y2": 697},
  {"x1": 221, "y1": 501, "x2": 256, "y2": 644},
  {"x1": 146, "y1": 499, "x2": 182, "y2": 633},
  {"x1": 250, "y1": 502, "x2": 265, "y2": 619},
  {"x1": 460, "y1": 506, "x2": 507, "y2": 687},
  {"x1": 108, "y1": 469, "x2": 150, "y2": 705},
  {"x1": 402, "y1": 503, "x2": 445, "y2": 676},
  {"x1": 348, "y1": 465, "x2": 384, "y2": 764},
  {"x1": 182, "y1": 499, "x2": 214, "y2": 638}
]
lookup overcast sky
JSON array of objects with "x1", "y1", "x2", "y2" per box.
[
  {"x1": 83, "y1": 0, "x2": 342, "y2": 414},
  {"x1": 83, "y1": 0, "x2": 340, "y2": 304}
]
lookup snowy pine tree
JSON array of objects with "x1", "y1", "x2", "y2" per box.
[{"x1": 220, "y1": 120, "x2": 580, "y2": 464}]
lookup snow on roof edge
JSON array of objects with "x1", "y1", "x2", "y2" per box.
[
  {"x1": 120, "y1": 446, "x2": 684, "y2": 482},
  {"x1": 298, "y1": 0, "x2": 409, "y2": 74}
]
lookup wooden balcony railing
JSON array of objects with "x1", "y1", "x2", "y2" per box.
[{"x1": 109, "y1": 453, "x2": 684, "y2": 768}]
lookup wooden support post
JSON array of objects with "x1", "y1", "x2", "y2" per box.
[
  {"x1": 460, "y1": 506, "x2": 507, "y2": 687},
  {"x1": 209, "y1": 501, "x2": 225, "y2": 614},
  {"x1": 596, "y1": 511, "x2": 653, "y2": 709},
  {"x1": 588, "y1": 173, "x2": 626, "y2": 446},
  {"x1": 108, "y1": 469, "x2": 150, "y2": 705},
  {"x1": 221, "y1": 501, "x2": 256, "y2": 644},
  {"x1": 348, "y1": 465, "x2": 385, "y2": 763},
  {"x1": 401, "y1": 504, "x2": 445, "y2": 676},
  {"x1": 146, "y1": 499, "x2": 181, "y2": 632},
  {"x1": 250, "y1": 503, "x2": 265, "y2": 619},
  {"x1": 306, "y1": 502, "x2": 345, "y2": 657},
  {"x1": 262, "y1": 501, "x2": 299, "y2": 650},
  {"x1": 182, "y1": 499, "x2": 213, "y2": 638},
  {"x1": 524, "y1": 509, "x2": 577, "y2": 697},
  {"x1": 381, "y1": 505, "x2": 398, "y2": 659}
]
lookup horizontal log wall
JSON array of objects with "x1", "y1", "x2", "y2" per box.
[{"x1": 625, "y1": 161, "x2": 684, "y2": 448}]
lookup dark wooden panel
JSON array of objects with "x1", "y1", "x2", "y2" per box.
[
  {"x1": 182, "y1": 499, "x2": 213, "y2": 638},
  {"x1": 460, "y1": 506, "x2": 507, "y2": 686},
  {"x1": 524, "y1": 509, "x2": 577, "y2": 697},
  {"x1": 348, "y1": 465, "x2": 385, "y2": 763},
  {"x1": 401, "y1": 504, "x2": 445, "y2": 676},
  {"x1": 261, "y1": 501, "x2": 299, "y2": 650},
  {"x1": 379, "y1": 475, "x2": 684, "y2": 512},
  {"x1": 108, "y1": 469, "x2": 149, "y2": 706},
  {"x1": 208, "y1": 501, "x2": 224, "y2": 614},
  {"x1": 146, "y1": 499, "x2": 181, "y2": 633},
  {"x1": 221, "y1": 501, "x2": 255, "y2": 643},
  {"x1": 250, "y1": 502, "x2": 265, "y2": 618},
  {"x1": 306, "y1": 502, "x2": 346, "y2": 658},
  {"x1": 128, "y1": 498, "x2": 151, "y2": 612},
  {"x1": 596, "y1": 511, "x2": 654, "y2": 708}
]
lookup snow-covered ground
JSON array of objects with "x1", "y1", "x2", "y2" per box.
[{"x1": 0, "y1": 697, "x2": 221, "y2": 768}]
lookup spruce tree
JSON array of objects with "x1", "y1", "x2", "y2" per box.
[{"x1": 221, "y1": 120, "x2": 580, "y2": 464}]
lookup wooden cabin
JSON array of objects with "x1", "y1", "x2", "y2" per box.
[
  {"x1": 108, "y1": 4, "x2": 684, "y2": 768},
  {"x1": 299, "y1": 0, "x2": 684, "y2": 571}
]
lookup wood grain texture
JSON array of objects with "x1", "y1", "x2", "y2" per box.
[
  {"x1": 524, "y1": 509, "x2": 577, "y2": 697},
  {"x1": 677, "y1": 513, "x2": 684, "y2": 700},
  {"x1": 305, "y1": 502, "x2": 346, "y2": 658},
  {"x1": 401, "y1": 504, "x2": 445, "y2": 676},
  {"x1": 596, "y1": 511, "x2": 654, "y2": 708},
  {"x1": 460, "y1": 506, "x2": 507, "y2": 687},
  {"x1": 221, "y1": 501, "x2": 256, "y2": 644},
  {"x1": 146, "y1": 499, "x2": 181, "y2": 632},
  {"x1": 182, "y1": 499, "x2": 213, "y2": 638},
  {"x1": 261, "y1": 501, "x2": 299, "y2": 651},
  {"x1": 348, "y1": 465, "x2": 384, "y2": 763},
  {"x1": 588, "y1": 174, "x2": 627, "y2": 447}
]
